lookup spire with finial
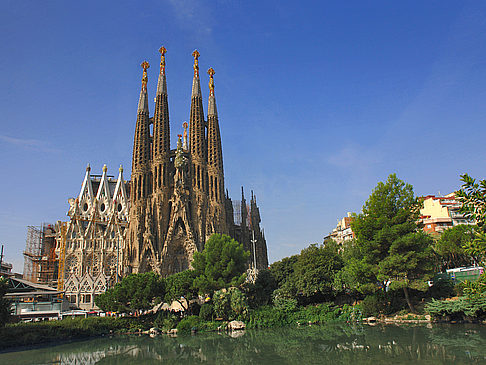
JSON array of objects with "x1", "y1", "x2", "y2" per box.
[
  {"x1": 138, "y1": 61, "x2": 150, "y2": 113},
  {"x1": 156, "y1": 46, "x2": 167, "y2": 96},
  {"x1": 189, "y1": 49, "x2": 206, "y2": 170},
  {"x1": 153, "y1": 46, "x2": 170, "y2": 184},
  {"x1": 207, "y1": 67, "x2": 217, "y2": 116},
  {"x1": 191, "y1": 49, "x2": 201, "y2": 97}
]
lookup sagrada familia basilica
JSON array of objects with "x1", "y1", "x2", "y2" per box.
[{"x1": 53, "y1": 47, "x2": 268, "y2": 309}]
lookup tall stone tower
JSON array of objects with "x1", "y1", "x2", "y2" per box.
[{"x1": 126, "y1": 47, "x2": 268, "y2": 276}]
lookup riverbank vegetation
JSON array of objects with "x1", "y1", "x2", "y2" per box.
[{"x1": 2, "y1": 174, "x2": 485, "y2": 350}]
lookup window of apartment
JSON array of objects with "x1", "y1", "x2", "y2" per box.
[{"x1": 82, "y1": 294, "x2": 91, "y2": 304}]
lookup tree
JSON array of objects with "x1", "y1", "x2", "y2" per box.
[
  {"x1": 456, "y1": 174, "x2": 486, "y2": 266},
  {"x1": 334, "y1": 239, "x2": 376, "y2": 296},
  {"x1": 0, "y1": 277, "x2": 10, "y2": 326},
  {"x1": 192, "y1": 234, "x2": 250, "y2": 294},
  {"x1": 434, "y1": 224, "x2": 476, "y2": 270},
  {"x1": 243, "y1": 269, "x2": 277, "y2": 308},
  {"x1": 164, "y1": 270, "x2": 197, "y2": 312},
  {"x1": 292, "y1": 243, "x2": 343, "y2": 303},
  {"x1": 95, "y1": 272, "x2": 164, "y2": 313},
  {"x1": 351, "y1": 173, "x2": 434, "y2": 312},
  {"x1": 269, "y1": 255, "x2": 299, "y2": 289}
]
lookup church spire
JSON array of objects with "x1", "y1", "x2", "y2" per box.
[
  {"x1": 138, "y1": 61, "x2": 150, "y2": 113},
  {"x1": 156, "y1": 46, "x2": 168, "y2": 96},
  {"x1": 189, "y1": 49, "x2": 207, "y2": 191},
  {"x1": 191, "y1": 49, "x2": 202, "y2": 97},
  {"x1": 132, "y1": 61, "x2": 151, "y2": 188},
  {"x1": 207, "y1": 67, "x2": 224, "y2": 204},
  {"x1": 153, "y1": 46, "x2": 170, "y2": 168}
]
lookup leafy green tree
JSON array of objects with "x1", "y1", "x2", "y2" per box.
[
  {"x1": 164, "y1": 270, "x2": 197, "y2": 311},
  {"x1": 243, "y1": 269, "x2": 277, "y2": 308},
  {"x1": 292, "y1": 243, "x2": 343, "y2": 303},
  {"x1": 192, "y1": 234, "x2": 250, "y2": 294},
  {"x1": 457, "y1": 174, "x2": 486, "y2": 266},
  {"x1": 434, "y1": 224, "x2": 476, "y2": 270},
  {"x1": 0, "y1": 277, "x2": 10, "y2": 326},
  {"x1": 95, "y1": 272, "x2": 164, "y2": 313},
  {"x1": 269, "y1": 255, "x2": 299, "y2": 288},
  {"x1": 213, "y1": 287, "x2": 248, "y2": 320},
  {"x1": 334, "y1": 239, "x2": 376, "y2": 296},
  {"x1": 351, "y1": 173, "x2": 434, "y2": 312}
]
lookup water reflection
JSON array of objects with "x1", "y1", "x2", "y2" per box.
[{"x1": 1, "y1": 324, "x2": 485, "y2": 364}]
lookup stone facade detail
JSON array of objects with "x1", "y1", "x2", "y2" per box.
[
  {"x1": 56, "y1": 165, "x2": 128, "y2": 310},
  {"x1": 127, "y1": 48, "x2": 268, "y2": 276}
]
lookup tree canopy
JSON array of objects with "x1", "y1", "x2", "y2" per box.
[
  {"x1": 192, "y1": 234, "x2": 250, "y2": 294},
  {"x1": 457, "y1": 174, "x2": 486, "y2": 266},
  {"x1": 95, "y1": 272, "x2": 164, "y2": 313},
  {"x1": 434, "y1": 224, "x2": 476, "y2": 270},
  {"x1": 351, "y1": 173, "x2": 434, "y2": 312}
]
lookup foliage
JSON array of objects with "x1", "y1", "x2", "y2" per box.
[
  {"x1": 95, "y1": 272, "x2": 164, "y2": 313},
  {"x1": 192, "y1": 234, "x2": 250, "y2": 294},
  {"x1": 351, "y1": 174, "x2": 434, "y2": 312},
  {"x1": 243, "y1": 269, "x2": 277, "y2": 308},
  {"x1": 176, "y1": 315, "x2": 201, "y2": 333},
  {"x1": 292, "y1": 242, "x2": 343, "y2": 303},
  {"x1": 247, "y1": 303, "x2": 353, "y2": 329},
  {"x1": 213, "y1": 287, "x2": 248, "y2": 321},
  {"x1": 334, "y1": 239, "x2": 376, "y2": 296},
  {"x1": 269, "y1": 255, "x2": 299, "y2": 288},
  {"x1": 462, "y1": 273, "x2": 486, "y2": 299},
  {"x1": 378, "y1": 231, "x2": 434, "y2": 291},
  {"x1": 434, "y1": 224, "x2": 477, "y2": 270},
  {"x1": 427, "y1": 275, "x2": 454, "y2": 299},
  {"x1": 272, "y1": 288, "x2": 298, "y2": 312},
  {"x1": 199, "y1": 302, "x2": 215, "y2": 321},
  {"x1": 456, "y1": 174, "x2": 486, "y2": 266},
  {"x1": 0, "y1": 277, "x2": 10, "y2": 327},
  {"x1": 425, "y1": 296, "x2": 486, "y2": 320},
  {"x1": 164, "y1": 270, "x2": 197, "y2": 311},
  {"x1": 359, "y1": 291, "x2": 406, "y2": 317},
  {"x1": 0, "y1": 316, "x2": 152, "y2": 350},
  {"x1": 154, "y1": 310, "x2": 179, "y2": 330}
]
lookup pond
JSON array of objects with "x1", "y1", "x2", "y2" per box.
[{"x1": 1, "y1": 323, "x2": 485, "y2": 364}]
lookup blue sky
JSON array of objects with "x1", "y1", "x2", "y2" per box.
[{"x1": 1, "y1": 1, "x2": 485, "y2": 272}]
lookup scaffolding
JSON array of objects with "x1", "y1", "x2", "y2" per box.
[{"x1": 23, "y1": 223, "x2": 58, "y2": 287}]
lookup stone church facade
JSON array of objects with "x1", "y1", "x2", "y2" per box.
[
  {"x1": 126, "y1": 47, "x2": 268, "y2": 276},
  {"x1": 56, "y1": 165, "x2": 129, "y2": 309}
]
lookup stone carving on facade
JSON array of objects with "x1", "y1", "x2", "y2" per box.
[
  {"x1": 56, "y1": 164, "x2": 128, "y2": 310},
  {"x1": 125, "y1": 48, "x2": 269, "y2": 276}
]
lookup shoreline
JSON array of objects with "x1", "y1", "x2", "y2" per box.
[{"x1": 1, "y1": 316, "x2": 485, "y2": 354}]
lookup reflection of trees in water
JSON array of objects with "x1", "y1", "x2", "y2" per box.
[{"x1": 1, "y1": 324, "x2": 486, "y2": 364}]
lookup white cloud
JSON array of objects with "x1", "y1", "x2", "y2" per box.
[{"x1": 0, "y1": 134, "x2": 59, "y2": 152}]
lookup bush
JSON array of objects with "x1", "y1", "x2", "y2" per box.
[
  {"x1": 359, "y1": 291, "x2": 405, "y2": 317},
  {"x1": 213, "y1": 288, "x2": 248, "y2": 321},
  {"x1": 425, "y1": 296, "x2": 486, "y2": 320},
  {"x1": 427, "y1": 275, "x2": 454, "y2": 299},
  {"x1": 199, "y1": 303, "x2": 215, "y2": 321},
  {"x1": 154, "y1": 311, "x2": 178, "y2": 330},
  {"x1": 177, "y1": 315, "x2": 201, "y2": 333},
  {"x1": 272, "y1": 288, "x2": 298, "y2": 312}
]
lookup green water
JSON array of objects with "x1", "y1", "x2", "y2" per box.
[{"x1": 1, "y1": 323, "x2": 485, "y2": 364}]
